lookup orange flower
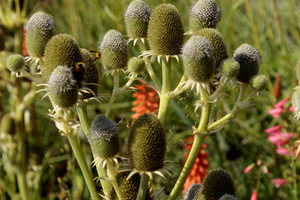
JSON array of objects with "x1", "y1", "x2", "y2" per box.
[
  {"x1": 131, "y1": 80, "x2": 159, "y2": 119},
  {"x1": 183, "y1": 136, "x2": 209, "y2": 193},
  {"x1": 22, "y1": 28, "x2": 28, "y2": 56}
]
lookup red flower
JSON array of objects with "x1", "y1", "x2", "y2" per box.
[
  {"x1": 22, "y1": 28, "x2": 28, "y2": 56},
  {"x1": 183, "y1": 136, "x2": 209, "y2": 193}
]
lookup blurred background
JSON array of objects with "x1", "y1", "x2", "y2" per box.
[{"x1": 0, "y1": 0, "x2": 299, "y2": 199}]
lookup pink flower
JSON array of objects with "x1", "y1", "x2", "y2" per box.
[
  {"x1": 244, "y1": 163, "x2": 255, "y2": 174},
  {"x1": 264, "y1": 125, "x2": 282, "y2": 135},
  {"x1": 267, "y1": 133, "x2": 294, "y2": 146},
  {"x1": 271, "y1": 178, "x2": 287, "y2": 188},
  {"x1": 268, "y1": 98, "x2": 290, "y2": 118},
  {"x1": 262, "y1": 166, "x2": 269, "y2": 174},
  {"x1": 250, "y1": 190, "x2": 257, "y2": 200},
  {"x1": 274, "y1": 98, "x2": 289, "y2": 108},
  {"x1": 276, "y1": 147, "x2": 290, "y2": 156}
]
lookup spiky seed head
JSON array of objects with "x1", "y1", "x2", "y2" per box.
[
  {"x1": 127, "y1": 113, "x2": 166, "y2": 172},
  {"x1": 6, "y1": 54, "x2": 25, "y2": 72},
  {"x1": 182, "y1": 35, "x2": 215, "y2": 83},
  {"x1": 89, "y1": 115, "x2": 119, "y2": 159},
  {"x1": 220, "y1": 58, "x2": 240, "y2": 78},
  {"x1": 25, "y1": 11, "x2": 56, "y2": 58},
  {"x1": 199, "y1": 168, "x2": 236, "y2": 200},
  {"x1": 47, "y1": 65, "x2": 78, "y2": 108},
  {"x1": 189, "y1": 0, "x2": 221, "y2": 32},
  {"x1": 80, "y1": 48, "x2": 99, "y2": 99},
  {"x1": 0, "y1": 114, "x2": 15, "y2": 136},
  {"x1": 147, "y1": 4, "x2": 184, "y2": 56},
  {"x1": 233, "y1": 44, "x2": 261, "y2": 83},
  {"x1": 110, "y1": 171, "x2": 151, "y2": 200},
  {"x1": 43, "y1": 34, "x2": 83, "y2": 80},
  {"x1": 184, "y1": 183, "x2": 201, "y2": 200},
  {"x1": 250, "y1": 74, "x2": 268, "y2": 92},
  {"x1": 125, "y1": 0, "x2": 151, "y2": 39},
  {"x1": 194, "y1": 28, "x2": 228, "y2": 69},
  {"x1": 100, "y1": 30, "x2": 128, "y2": 71},
  {"x1": 128, "y1": 57, "x2": 145, "y2": 74},
  {"x1": 219, "y1": 194, "x2": 239, "y2": 200}
]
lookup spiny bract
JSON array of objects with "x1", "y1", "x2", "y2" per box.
[
  {"x1": 233, "y1": 43, "x2": 261, "y2": 83},
  {"x1": 6, "y1": 54, "x2": 25, "y2": 72},
  {"x1": 80, "y1": 48, "x2": 99, "y2": 99},
  {"x1": 189, "y1": 0, "x2": 221, "y2": 32},
  {"x1": 250, "y1": 74, "x2": 268, "y2": 92},
  {"x1": 184, "y1": 183, "x2": 201, "y2": 200},
  {"x1": 194, "y1": 28, "x2": 228, "y2": 69},
  {"x1": 100, "y1": 30, "x2": 128, "y2": 72},
  {"x1": 125, "y1": 0, "x2": 151, "y2": 39},
  {"x1": 43, "y1": 34, "x2": 83, "y2": 80},
  {"x1": 147, "y1": 4, "x2": 184, "y2": 56},
  {"x1": 128, "y1": 57, "x2": 145, "y2": 74},
  {"x1": 89, "y1": 115, "x2": 119, "y2": 159},
  {"x1": 182, "y1": 35, "x2": 215, "y2": 83},
  {"x1": 25, "y1": 11, "x2": 56, "y2": 58},
  {"x1": 47, "y1": 65, "x2": 78, "y2": 108},
  {"x1": 127, "y1": 113, "x2": 166, "y2": 172}
]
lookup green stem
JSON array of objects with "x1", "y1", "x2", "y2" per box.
[
  {"x1": 106, "y1": 160, "x2": 124, "y2": 200},
  {"x1": 157, "y1": 58, "x2": 171, "y2": 124},
  {"x1": 136, "y1": 173, "x2": 150, "y2": 200},
  {"x1": 105, "y1": 71, "x2": 120, "y2": 117},
  {"x1": 292, "y1": 162, "x2": 297, "y2": 200},
  {"x1": 76, "y1": 103, "x2": 111, "y2": 196},
  {"x1": 67, "y1": 133, "x2": 100, "y2": 200},
  {"x1": 168, "y1": 85, "x2": 210, "y2": 200}
]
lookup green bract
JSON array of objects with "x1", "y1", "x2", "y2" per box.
[
  {"x1": 127, "y1": 113, "x2": 166, "y2": 172},
  {"x1": 25, "y1": 11, "x2": 56, "y2": 58},
  {"x1": 100, "y1": 30, "x2": 128, "y2": 71},
  {"x1": 125, "y1": 0, "x2": 151, "y2": 39},
  {"x1": 128, "y1": 57, "x2": 145, "y2": 74},
  {"x1": 250, "y1": 74, "x2": 268, "y2": 92},
  {"x1": 233, "y1": 43, "x2": 261, "y2": 83},
  {"x1": 220, "y1": 58, "x2": 240, "y2": 78},
  {"x1": 182, "y1": 35, "x2": 215, "y2": 83},
  {"x1": 6, "y1": 54, "x2": 25, "y2": 72},
  {"x1": 43, "y1": 34, "x2": 83, "y2": 80},
  {"x1": 189, "y1": 0, "x2": 221, "y2": 32},
  {"x1": 47, "y1": 65, "x2": 78, "y2": 108},
  {"x1": 147, "y1": 4, "x2": 184, "y2": 56},
  {"x1": 89, "y1": 115, "x2": 119, "y2": 159}
]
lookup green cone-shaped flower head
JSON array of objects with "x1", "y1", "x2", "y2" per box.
[
  {"x1": 220, "y1": 58, "x2": 240, "y2": 78},
  {"x1": 250, "y1": 74, "x2": 268, "y2": 92},
  {"x1": 6, "y1": 54, "x2": 25, "y2": 72},
  {"x1": 199, "y1": 168, "x2": 236, "y2": 200},
  {"x1": 0, "y1": 114, "x2": 15, "y2": 136},
  {"x1": 194, "y1": 28, "x2": 228, "y2": 69},
  {"x1": 43, "y1": 34, "x2": 83, "y2": 80},
  {"x1": 80, "y1": 48, "x2": 99, "y2": 99},
  {"x1": 219, "y1": 194, "x2": 239, "y2": 200},
  {"x1": 147, "y1": 4, "x2": 184, "y2": 56},
  {"x1": 100, "y1": 30, "x2": 128, "y2": 71},
  {"x1": 185, "y1": 183, "x2": 201, "y2": 200},
  {"x1": 127, "y1": 113, "x2": 166, "y2": 172},
  {"x1": 233, "y1": 44, "x2": 261, "y2": 83},
  {"x1": 128, "y1": 57, "x2": 145, "y2": 74},
  {"x1": 89, "y1": 115, "x2": 119, "y2": 159},
  {"x1": 110, "y1": 172, "x2": 151, "y2": 200},
  {"x1": 182, "y1": 35, "x2": 215, "y2": 83},
  {"x1": 47, "y1": 65, "x2": 78, "y2": 108},
  {"x1": 25, "y1": 11, "x2": 56, "y2": 58},
  {"x1": 189, "y1": 0, "x2": 221, "y2": 32},
  {"x1": 125, "y1": 0, "x2": 151, "y2": 39}
]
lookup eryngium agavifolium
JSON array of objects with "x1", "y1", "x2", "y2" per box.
[
  {"x1": 189, "y1": 0, "x2": 221, "y2": 32},
  {"x1": 128, "y1": 57, "x2": 145, "y2": 74},
  {"x1": 219, "y1": 194, "x2": 239, "y2": 200},
  {"x1": 125, "y1": 0, "x2": 151, "y2": 39},
  {"x1": 89, "y1": 115, "x2": 119, "y2": 159},
  {"x1": 147, "y1": 4, "x2": 184, "y2": 56},
  {"x1": 43, "y1": 34, "x2": 83, "y2": 80},
  {"x1": 194, "y1": 28, "x2": 228, "y2": 69},
  {"x1": 25, "y1": 11, "x2": 55, "y2": 58},
  {"x1": 220, "y1": 58, "x2": 240, "y2": 79},
  {"x1": 109, "y1": 172, "x2": 152, "y2": 200},
  {"x1": 80, "y1": 48, "x2": 99, "y2": 99},
  {"x1": 182, "y1": 35, "x2": 215, "y2": 83},
  {"x1": 233, "y1": 44, "x2": 261, "y2": 83},
  {"x1": 127, "y1": 113, "x2": 166, "y2": 172},
  {"x1": 100, "y1": 30, "x2": 128, "y2": 71},
  {"x1": 47, "y1": 66, "x2": 78, "y2": 108},
  {"x1": 250, "y1": 74, "x2": 268, "y2": 92},
  {"x1": 0, "y1": 114, "x2": 15, "y2": 136},
  {"x1": 6, "y1": 54, "x2": 25, "y2": 72},
  {"x1": 184, "y1": 183, "x2": 201, "y2": 200},
  {"x1": 199, "y1": 168, "x2": 236, "y2": 200}
]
